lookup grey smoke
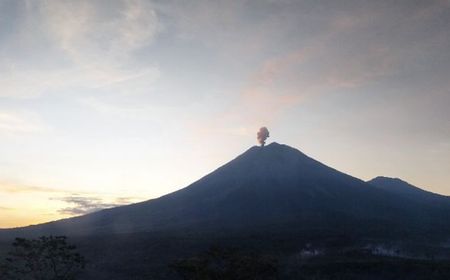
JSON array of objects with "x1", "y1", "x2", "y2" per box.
[{"x1": 257, "y1": 127, "x2": 270, "y2": 146}]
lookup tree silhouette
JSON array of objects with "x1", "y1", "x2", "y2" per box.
[
  {"x1": 0, "y1": 236, "x2": 86, "y2": 280},
  {"x1": 171, "y1": 246, "x2": 278, "y2": 280}
]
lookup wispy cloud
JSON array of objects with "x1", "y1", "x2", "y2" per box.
[
  {"x1": 0, "y1": 0, "x2": 160, "y2": 98},
  {"x1": 80, "y1": 96, "x2": 157, "y2": 120},
  {"x1": 193, "y1": 0, "x2": 446, "y2": 138},
  {"x1": 0, "y1": 181, "x2": 144, "y2": 224},
  {"x1": 0, "y1": 182, "x2": 63, "y2": 194},
  {"x1": 41, "y1": 0, "x2": 159, "y2": 61},
  {"x1": 0, "y1": 110, "x2": 49, "y2": 135},
  {"x1": 52, "y1": 195, "x2": 135, "y2": 215}
]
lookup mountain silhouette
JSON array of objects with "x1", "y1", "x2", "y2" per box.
[
  {"x1": 368, "y1": 176, "x2": 449, "y2": 202},
  {"x1": 367, "y1": 176, "x2": 450, "y2": 216},
  {"x1": 1, "y1": 143, "x2": 449, "y2": 240}
]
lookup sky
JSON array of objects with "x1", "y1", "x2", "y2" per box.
[{"x1": 0, "y1": 0, "x2": 449, "y2": 228}]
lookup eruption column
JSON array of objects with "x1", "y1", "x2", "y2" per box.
[{"x1": 257, "y1": 127, "x2": 270, "y2": 146}]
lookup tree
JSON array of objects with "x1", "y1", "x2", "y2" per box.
[
  {"x1": 0, "y1": 236, "x2": 86, "y2": 280},
  {"x1": 170, "y1": 246, "x2": 278, "y2": 280}
]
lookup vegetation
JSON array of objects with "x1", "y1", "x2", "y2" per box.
[
  {"x1": 1, "y1": 233, "x2": 450, "y2": 279},
  {"x1": 0, "y1": 236, "x2": 86, "y2": 280},
  {"x1": 171, "y1": 246, "x2": 278, "y2": 280}
]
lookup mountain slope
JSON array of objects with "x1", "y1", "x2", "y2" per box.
[
  {"x1": 1, "y1": 143, "x2": 449, "y2": 240},
  {"x1": 367, "y1": 176, "x2": 450, "y2": 213},
  {"x1": 368, "y1": 176, "x2": 448, "y2": 201}
]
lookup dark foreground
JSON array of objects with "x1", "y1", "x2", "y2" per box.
[{"x1": 2, "y1": 231, "x2": 449, "y2": 280}]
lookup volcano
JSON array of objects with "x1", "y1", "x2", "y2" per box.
[{"x1": 1, "y1": 143, "x2": 449, "y2": 240}]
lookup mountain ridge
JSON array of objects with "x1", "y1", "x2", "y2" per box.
[
  {"x1": 368, "y1": 176, "x2": 448, "y2": 198},
  {"x1": 1, "y1": 142, "x2": 449, "y2": 241}
]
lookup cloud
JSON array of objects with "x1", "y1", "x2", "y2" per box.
[
  {"x1": 193, "y1": 0, "x2": 448, "y2": 138},
  {"x1": 52, "y1": 195, "x2": 135, "y2": 215},
  {"x1": 185, "y1": 48, "x2": 314, "y2": 138},
  {"x1": 0, "y1": 0, "x2": 160, "y2": 98},
  {"x1": 40, "y1": 0, "x2": 160, "y2": 90},
  {"x1": 80, "y1": 96, "x2": 156, "y2": 120},
  {"x1": 184, "y1": 4, "x2": 411, "y2": 138},
  {"x1": 0, "y1": 182, "x2": 63, "y2": 194},
  {"x1": 114, "y1": 196, "x2": 139, "y2": 204},
  {"x1": 41, "y1": 0, "x2": 159, "y2": 61},
  {"x1": 0, "y1": 110, "x2": 49, "y2": 135}
]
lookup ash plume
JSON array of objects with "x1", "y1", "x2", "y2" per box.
[{"x1": 257, "y1": 127, "x2": 270, "y2": 146}]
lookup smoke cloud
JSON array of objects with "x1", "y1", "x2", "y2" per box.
[{"x1": 257, "y1": 127, "x2": 270, "y2": 146}]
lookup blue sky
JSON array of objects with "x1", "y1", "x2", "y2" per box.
[{"x1": 0, "y1": 0, "x2": 449, "y2": 227}]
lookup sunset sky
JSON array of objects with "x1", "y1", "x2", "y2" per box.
[{"x1": 1, "y1": 0, "x2": 449, "y2": 228}]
